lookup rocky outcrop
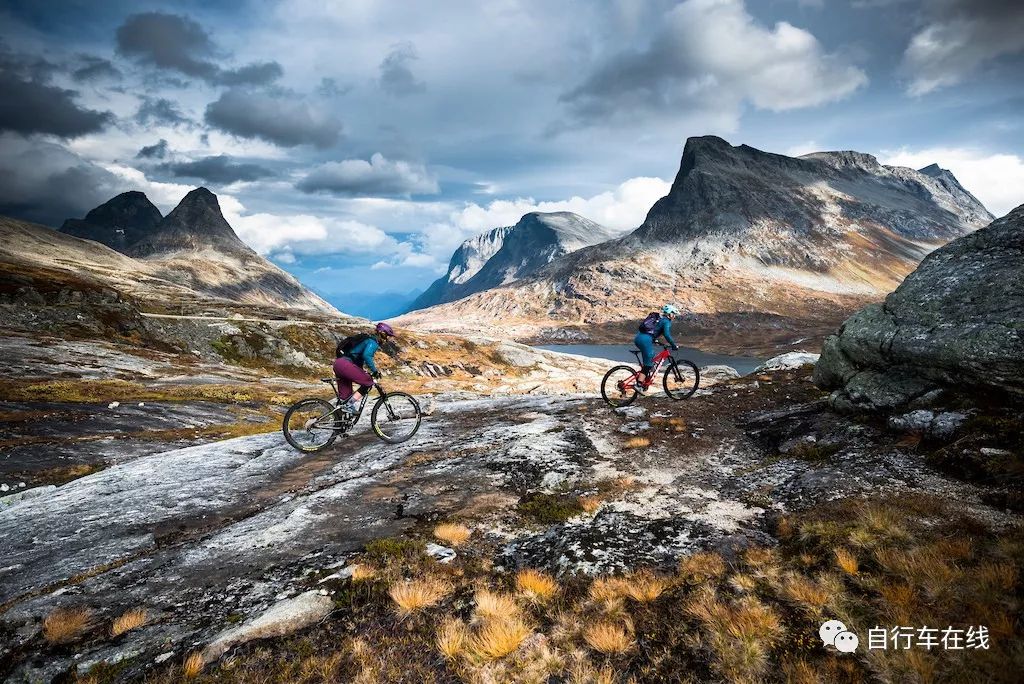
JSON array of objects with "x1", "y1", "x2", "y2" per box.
[
  {"x1": 407, "y1": 212, "x2": 619, "y2": 311},
  {"x1": 59, "y1": 191, "x2": 163, "y2": 252},
  {"x1": 397, "y1": 137, "x2": 993, "y2": 350},
  {"x1": 814, "y1": 204, "x2": 1024, "y2": 411}
]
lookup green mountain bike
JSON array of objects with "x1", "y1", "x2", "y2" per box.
[{"x1": 282, "y1": 379, "x2": 422, "y2": 452}]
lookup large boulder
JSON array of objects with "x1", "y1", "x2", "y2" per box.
[{"x1": 814, "y1": 204, "x2": 1024, "y2": 411}]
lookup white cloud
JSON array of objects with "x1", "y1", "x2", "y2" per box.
[
  {"x1": 373, "y1": 175, "x2": 672, "y2": 270},
  {"x1": 219, "y1": 196, "x2": 399, "y2": 259},
  {"x1": 560, "y1": 0, "x2": 867, "y2": 126},
  {"x1": 880, "y1": 146, "x2": 1024, "y2": 217}
]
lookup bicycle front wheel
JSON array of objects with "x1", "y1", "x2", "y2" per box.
[
  {"x1": 601, "y1": 365, "x2": 640, "y2": 407},
  {"x1": 371, "y1": 392, "x2": 422, "y2": 444},
  {"x1": 283, "y1": 398, "x2": 339, "y2": 452},
  {"x1": 664, "y1": 360, "x2": 700, "y2": 400}
]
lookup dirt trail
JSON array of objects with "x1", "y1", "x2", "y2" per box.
[{"x1": 1, "y1": 373, "x2": 1014, "y2": 681}]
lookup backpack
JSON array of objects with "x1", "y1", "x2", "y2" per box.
[
  {"x1": 638, "y1": 312, "x2": 661, "y2": 335},
  {"x1": 336, "y1": 333, "x2": 371, "y2": 359}
]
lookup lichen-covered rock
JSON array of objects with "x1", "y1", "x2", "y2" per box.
[
  {"x1": 815, "y1": 204, "x2": 1024, "y2": 411},
  {"x1": 755, "y1": 351, "x2": 819, "y2": 373},
  {"x1": 202, "y1": 591, "x2": 333, "y2": 662}
]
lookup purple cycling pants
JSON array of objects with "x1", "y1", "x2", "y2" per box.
[{"x1": 333, "y1": 357, "x2": 372, "y2": 401}]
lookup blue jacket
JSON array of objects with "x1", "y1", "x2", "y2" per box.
[
  {"x1": 346, "y1": 337, "x2": 380, "y2": 375},
  {"x1": 647, "y1": 316, "x2": 677, "y2": 348}
]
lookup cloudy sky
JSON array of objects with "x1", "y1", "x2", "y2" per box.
[{"x1": 1, "y1": 0, "x2": 1022, "y2": 317}]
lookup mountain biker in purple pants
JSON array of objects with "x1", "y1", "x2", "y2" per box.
[
  {"x1": 333, "y1": 322, "x2": 396, "y2": 410},
  {"x1": 634, "y1": 305, "x2": 679, "y2": 393}
]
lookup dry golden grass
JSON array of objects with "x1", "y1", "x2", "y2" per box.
[
  {"x1": 589, "y1": 576, "x2": 629, "y2": 603},
  {"x1": 467, "y1": 616, "x2": 532, "y2": 661},
  {"x1": 878, "y1": 582, "x2": 917, "y2": 623},
  {"x1": 388, "y1": 578, "x2": 450, "y2": 617},
  {"x1": 729, "y1": 573, "x2": 758, "y2": 594},
  {"x1": 874, "y1": 546, "x2": 958, "y2": 600},
  {"x1": 976, "y1": 561, "x2": 1018, "y2": 591},
  {"x1": 42, "y1": 606, "x2": 95, "y2": 644},
  {"x1": 474, "y1": 589, "x2": 520, "y2": 621},
  {"x1": 621, "y1": 570, "x2": 668, "y2": 603},
  {"x1": 351, "y1": 564, "x2": 377, "y2": 582},
  {"x1": 436, "y1": 618, "x2": 468, "y2": 660},
  {"x1": 678, "y1": 551, "x2": 726, "y2": 582},
  {"x1": 624, "y1": 437, "x2": 650, "y2": 449},
  {"x1": 579, "y1": 495, "x2": 603, "y2": 513},
  {"x1": 182, "y1": 652, "x2": 205, "y2": 678},
  {"x1": 110, "y1": 607, "x2": 148, "y2": 637},
  {"x1": 781, "y1": 658, "x2": 822, "y2": 684},
  {"x1": 686, "y1": 587, "x2": 783, "y2": 683},
  {"x1": 583, "y1": 621, "x2": 634, "y2": 655},
  {"x1": 834, "y1": 547, "x2": 859, "y2": 576},
  {"x1": 742, "y1": 546, "x2": 779, "y2": 569},
  {"x1": 433, "y1": 522, "x2": 472, "y2": 546},
  {"x1": 779, "y1": 573, "x2": 832, "y2": 614},
  {"x1": 516, "y1": 569, "x2": 558, "y2": 602},
  {"x1": 776, "y1": 516, "x2": 794, "y2": 540}
]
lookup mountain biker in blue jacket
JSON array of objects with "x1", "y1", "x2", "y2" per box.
[
  {"x1": 333, "y1": 322, "x2": 395, "y2": 411},
  {"x1": 634, "y1": 305, "x2": 679, "y2": 392}
]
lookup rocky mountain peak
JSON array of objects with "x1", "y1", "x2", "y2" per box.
[
  {"x1": 127, "y1": 187, "x2": 250, "y2": 258},
  {"x1": 634, "y1": 136, "x2": 991, "y2": 246},
  {"x1": 59, "y1": 191, "x2": 163, "y2": 251},
  {"x1": 407, "y1": 210, "x2": 618, "y2": 312}
]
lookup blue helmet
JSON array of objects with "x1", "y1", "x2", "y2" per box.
[{"x1": 662, "y1": 304, "x2": 680, "y2": 316}]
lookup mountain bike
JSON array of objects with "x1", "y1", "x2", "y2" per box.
[
  {"x1": 600, "y1": 342, "x2": 700, "y2": 407},
  {"x1": 282, "y1": 378, "x2": 422, "y2": 452}
]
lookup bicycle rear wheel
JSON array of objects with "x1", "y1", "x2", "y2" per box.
[
  {"x1": 663, "y1": 360, "x2": 700, "y2": 400},
  {"x1": 601, "y1": 365, "x2": 640, "y2": 407},
  {"x1": 371, "y1": 392, "x2": 422, "y2": 444},
  {"x1": 283, "y1": 398, "x2": 339, "y2": 452}
]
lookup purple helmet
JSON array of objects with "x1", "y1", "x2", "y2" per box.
[{"x1": 375, "y1": 322, "x2": 396, "y2": 337}]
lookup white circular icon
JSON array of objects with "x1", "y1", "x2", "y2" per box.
[
  {"x1": 834, "y1": 631, "x2": 859, "y2": 653},
  {"x1": 819, "y1": 619, "x2": 847, "y2": 645}
]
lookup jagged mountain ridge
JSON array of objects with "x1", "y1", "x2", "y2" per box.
[
  {"x1": 8, "y1": 188, "x2": 340, "y2": 317},
  {"x1": 396, "y1": 136, "x2": 993, "y2": 353},
  {"x1": 408, "y1": 211, "x2": 619, "y2": 311}
]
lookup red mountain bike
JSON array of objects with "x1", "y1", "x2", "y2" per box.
[{"x1": 600, "y1": 342, "x2": 700, "y2": 407}]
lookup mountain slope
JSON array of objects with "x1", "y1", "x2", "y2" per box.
[
  {"x1": 396, "y1": 137, "x2": 993, "y2": 353},
  {"x1": 59, "y1": 191, "x2": 163, "y2": 252},
  {"x1": 5, "y1": 188, "x2": 340, "y2": 317},
  {"x1": 408, "y1": 212, "x2": 619, "y2": 311}
]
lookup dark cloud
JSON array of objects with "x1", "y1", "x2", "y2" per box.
[
  {"x1": 136, "y1": 139, "x2": 169, "y2": 159},
  {"x1": 297, "y1": 154, "x2": 438, "y2": 196},
  {"x1": 902, "y1": 0, "x2": 1024, "y2": 94},
  {"x1": 135, "y1": 96, "x2": 191, "y2": 126},
  {"x1": 71, "y1": 55, "x2": 122, "y2": 82},
  {"x1": 219, "y1": 61, "x2": 284, "y2": 86},
  {"x1": 316, "y1": 77, "x2": 351, "y2": 97},
  {"x1": 379, "y1": 42, "x2": 425, "y2": 96},
  {"x1": 159, "y1": 154, "x2": 273, "y2": 183},
  {"x1": 205, "y1": 89, "x2": 342, "y2": 148},
  {"x1": 0, "y1": 71, "x2": 112, "y2": 137},
  {"x1": 0, "y1": 135, "x2": 122, "y2": 226},
  {"x1": 116, "y1": 12, "x2": 282, "y2": 86}
]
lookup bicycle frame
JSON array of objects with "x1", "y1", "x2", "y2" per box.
[
  {"x1": 624, "y1": 346, "x2": 675, "y2": 389},
  {"x1": 317, "y1": 379, "x2": 386, "y2": 429}
]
